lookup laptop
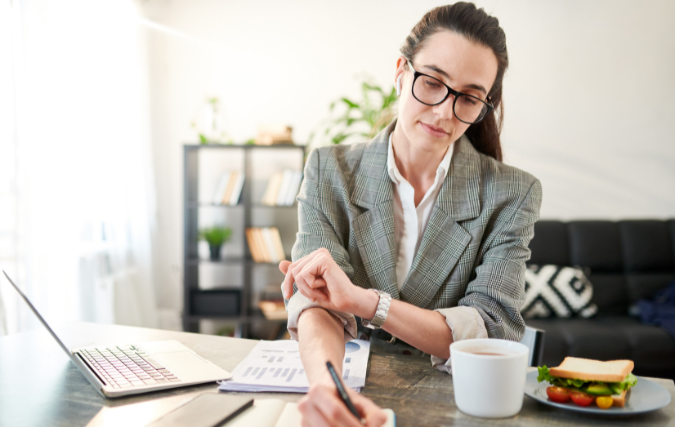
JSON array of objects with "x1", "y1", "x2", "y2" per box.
[{"x1": 2, "y1": 270, "x2": 233, "y2": 398}]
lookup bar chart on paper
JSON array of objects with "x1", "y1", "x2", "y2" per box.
[{"x1": 218, "y1": 340, "x2": 370, "y2": 393}]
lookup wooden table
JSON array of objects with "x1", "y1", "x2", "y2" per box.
[{"x1": 1, "y1": 322, "x2": 673, "y2": 426}]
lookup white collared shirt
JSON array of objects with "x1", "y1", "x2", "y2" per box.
[{"x1": 387, "y1": 133, "x2": 453, "y2": 290}]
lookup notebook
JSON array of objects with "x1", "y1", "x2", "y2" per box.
[
  {"x1": 2, "y1": 270, "x2": 232, "y2": 398},
  {"x1": 228, "y1": 399, "x2": 396, "y2": 427}
]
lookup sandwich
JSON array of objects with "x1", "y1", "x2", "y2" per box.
[{"x1": 537, "y1": 357, "x2": 638, "y2": 408}]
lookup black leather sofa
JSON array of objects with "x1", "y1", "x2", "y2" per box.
[{"x1": 525, "y1": 220, "x2": 675, "y2": 380}]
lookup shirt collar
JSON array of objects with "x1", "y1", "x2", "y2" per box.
[{"x1": 387, "y1": 132, "x2": 453, "y2": 185}]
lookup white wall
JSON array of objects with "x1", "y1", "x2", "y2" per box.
[{"x1": 135, "y1": 0, "x2": 675, "y2": 322}]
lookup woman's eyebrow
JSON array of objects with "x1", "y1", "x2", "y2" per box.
[{"x1": 422, "y1": 64, "x2": 487, "y2": 95}]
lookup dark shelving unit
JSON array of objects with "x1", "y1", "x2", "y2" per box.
[{"x1": 183, "y1": 143, "x2": 305, "y2": 337}]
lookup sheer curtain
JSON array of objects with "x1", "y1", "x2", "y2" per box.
[{"x1": 0, "y1": 0, "x2": 158, "y2": 334}]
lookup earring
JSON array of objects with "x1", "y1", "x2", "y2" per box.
[{"x1": 396, "y1": 75, "x2": 402, "y2": 96}]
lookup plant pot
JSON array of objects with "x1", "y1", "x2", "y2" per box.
[{"x1": 209, "y1": 244, "x2": 222, "y2": 261}]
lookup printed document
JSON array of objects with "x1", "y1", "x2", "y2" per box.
[{"x1": 218, "y1": 339, "x2": 370, "y2": 393}]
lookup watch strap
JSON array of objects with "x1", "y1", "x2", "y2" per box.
[{"x1": 361, "y1": 289, "x2": 392, "y2": 330}]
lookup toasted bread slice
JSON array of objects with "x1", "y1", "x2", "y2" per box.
[{"x1": 549, "y1": 357, "x2": 634, "y2": 383}]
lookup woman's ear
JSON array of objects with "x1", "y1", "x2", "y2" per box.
[{"x1": 394, "y1": 56, "x2": 408, "y2": 97}]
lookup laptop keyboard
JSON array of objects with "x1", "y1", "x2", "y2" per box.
[{"x1": 79, "y1": 344, "x2": 182, "y2": 389}]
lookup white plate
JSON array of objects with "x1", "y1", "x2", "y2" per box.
[{"x1": 524, "y1": 371, "x2": 672, "y2": 415}]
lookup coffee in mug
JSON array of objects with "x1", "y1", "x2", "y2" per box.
[{"x1": 450, "y1": 338, "x2": 529, "y2": 418}]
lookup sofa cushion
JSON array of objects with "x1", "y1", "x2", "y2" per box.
[
  {"x1": 522, "y1": 265, "x2": 597, "y2": 318},
  {"x1": 568, "y1": 221, "x2": 622, "y2": 273},
  {"x1": 626, "y1": 274, "x2": 675, "y2": 302},
  {"x1": 529, "y1": 221, "x2": 570, "y2": 266},
  {"x1": 620, "y1": 220, "x2": 674, "y2": 273},
  {"x1": 526, "y1": 317, "x2": 675, "y2": 377},
  {"x1": 587, "y1": 274, "x2": 630, "y2": 315},
  {"x1": 669, "y1": 220, "x2": 675, "y2": 267}
]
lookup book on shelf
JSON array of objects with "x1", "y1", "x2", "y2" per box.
[
  {"x1": 258, "y1": 300, "x2": 287, "y2": 320},
  {"x1": 212, "y1": 171, "x2": 245, "y2": 205},
  {"x1": 246, "y1": 227, "x2": 286, "y2": 263},
  {"x1": 284, "y1": 171, "x2": 303, "y2": 206},
  {"x1": 212, "y1": 172, "x2": 231, "y2": 204},
  {"x1": 262, "y1": 173, "x2": 283, "y2": 206},
  {"x1": 261, "y1": 170, "x2": 302, "y2": 206},
  {"x1": 228, "y1": 172, "x2": 245, "y2": 205}
]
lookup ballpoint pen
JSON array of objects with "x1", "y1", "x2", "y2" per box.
[{"x1": 326, "y1": 361, "x2": 361, "y2": 420}]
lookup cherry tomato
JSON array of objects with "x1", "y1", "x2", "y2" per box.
[
  {"x1": 546, "y1": 386, "x2": 571, "y2": 403},
  {"x1": 596, "y1": 396, "x2": 613, "y2": 409},
  {"x1": 570, "y1": 391, "x2": 594, "y2": 407}
]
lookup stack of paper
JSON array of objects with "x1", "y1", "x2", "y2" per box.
[{"x1": 218, "y1": 339, "x2": 370, "y2": 393}]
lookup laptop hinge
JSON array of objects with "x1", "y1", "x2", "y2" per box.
[{"x1": 76, "y1": 352, "x2": 108, "y2": 386}]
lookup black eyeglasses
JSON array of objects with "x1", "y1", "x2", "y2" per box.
[{"x1": 407, "y1": 61, "x2": 494, "y2": 124}]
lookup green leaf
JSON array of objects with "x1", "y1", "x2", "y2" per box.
[
  {"x1": 198, "y1": 227, "x2": 232, "y2": 246},
  {"x1": 331, "y1": 133, "x2": 351, "y2": 145},
  {"x1": 341, "y1": 98, "x2": 359, "y2": 109},
  {"x1": 199, "y1": 133, "x2": 208, "y2": 144},
  {"x1": 537, "y1": 366, "x2": 554, "y2": 383}
]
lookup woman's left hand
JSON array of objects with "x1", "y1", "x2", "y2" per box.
[{"x1": 279, "y1": 248, "x2": 365, "y2": 314}]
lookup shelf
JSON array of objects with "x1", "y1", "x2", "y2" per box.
[
  {"x1": 186, "y1": 203, "x2": 297, "y2": 209},
  {"x1": 184, "y1": 144, "x2": 305, "y2": 150},
  {"x1": 183, "y1": 142, "x2": 304, "y2": 337},
  {"x1": 186, "y1": 257, "x2": 247, "y2": 266},
  {"x1": 186, "y1": 257, "x2": 290, "y2": 266},
  {"x1": 183, "y1": 310, "x2": 287, "y2": 323},
  {"x1": 187, "y1": 202, "x2": 244, "y2": 208}
]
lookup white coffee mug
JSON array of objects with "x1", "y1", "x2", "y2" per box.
[{"x1": 450, "y1": 338, "x2": 529, "y2": 418}]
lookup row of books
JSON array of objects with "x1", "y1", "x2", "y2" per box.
[
  {"x1": 258, "y1": 300, "x2": 287, "y2": 320},
  {"x1": 245, "y1": 227, "x2": 286, "y2": 263},
  {"x1": 212, "y1": 171, "x2": 245, "y2": 205},
  {"x1": 261, "y1": 170, "x2": 303, "y2": 206}
]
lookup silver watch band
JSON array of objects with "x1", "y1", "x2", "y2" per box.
[{"x1": 361, "y1": 289, "x2": 392, "y2": 330}]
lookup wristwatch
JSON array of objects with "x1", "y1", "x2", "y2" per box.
[{"x1": 361, "y1": 289, "x2": 392, "y2": 330}]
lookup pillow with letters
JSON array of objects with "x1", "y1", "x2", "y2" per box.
[{"x1": 521, "y1": 264, "x2": 598, "y2": 318}]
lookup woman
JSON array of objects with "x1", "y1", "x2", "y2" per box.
[{"x1": 279, "y1": 3, "x2": 542, "y2": 426}]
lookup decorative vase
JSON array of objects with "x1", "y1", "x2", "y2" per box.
[{"x1": 209, "y1": 244, "x2": 222, "y2": 261}]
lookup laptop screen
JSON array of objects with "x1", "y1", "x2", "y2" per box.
[{"x1": 2, "y1": 270, "x2": 76, "y2": 361}]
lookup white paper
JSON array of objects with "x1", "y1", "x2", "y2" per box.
[
  {"x1": 218, "y1": 339, "x2": 370, "y2": 393},
  {"x1": 227, "y1": 400, "x2": 395, "y2": 427}
]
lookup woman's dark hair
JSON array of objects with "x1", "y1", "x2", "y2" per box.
[{"x1": 401, "y1": 2, "x2": 507, "y2": 161}]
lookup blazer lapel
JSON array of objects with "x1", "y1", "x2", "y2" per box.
[
  {"x1": 400, "y1": 136, "x2": 482, "y2": 308},
  {"x1": 351, "y1": 122, "x2": 400, "y2": 299}
]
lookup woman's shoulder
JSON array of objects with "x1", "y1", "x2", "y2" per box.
[
  {"x1": 307, "y1": 137, "x2": 388, "y2": 175},
  {"x1": 454, "y1": 136, "x2": 541, "y2": 208},
  {"x1": 458, "y1": 136, "x2": 539, "y2": 187}
]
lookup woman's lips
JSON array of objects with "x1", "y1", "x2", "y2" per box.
[{"x1": 419, "y1": 122, "x2": 448, "y2": 138}]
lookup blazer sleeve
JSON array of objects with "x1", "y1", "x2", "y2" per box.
[
  {"x1": 284, "y1": 148, "x2": 358, "y2": 343},
  {"x1": 458, "y1": 178, "x2": 543, "y2": 341}
]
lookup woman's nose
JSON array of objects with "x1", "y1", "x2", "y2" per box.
[{"x1": 432, "y1": 95, "x2": 455, "y2": 120}]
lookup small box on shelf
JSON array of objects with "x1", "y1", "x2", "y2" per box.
[{"x1": 190, "y1": 289, "x2": 241, "y2": 317}]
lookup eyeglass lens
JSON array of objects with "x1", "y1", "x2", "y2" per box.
[{"x1": 413, "y1": 75, "x2": 488, "y2": 124}]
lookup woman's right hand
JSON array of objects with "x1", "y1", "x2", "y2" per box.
[
  {"x1": 279, "y1": 248, "x2": 364, "y2": 313},
  {"x1": 298, "y1": 383, "x2": 388, "y2": 427}
]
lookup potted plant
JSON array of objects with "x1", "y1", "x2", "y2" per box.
[
  {"x1": 309, "y1": 80, "x2": 397, "y2": 149},
  {"x1": 199, "y1": 226, "x2": 233, "y2": 260}
]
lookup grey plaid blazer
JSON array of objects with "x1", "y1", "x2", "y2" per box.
[{"x1": 291, "y1": 121, "x2": 542, "y2": 341}]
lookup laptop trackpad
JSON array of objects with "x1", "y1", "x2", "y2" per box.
[{"x1": 154, "y1": 351, "x2": 214, "y2": 378}]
